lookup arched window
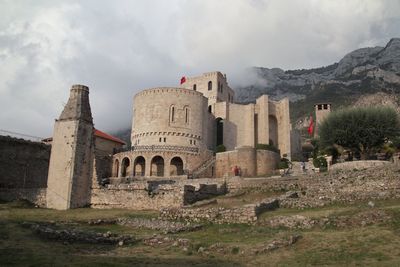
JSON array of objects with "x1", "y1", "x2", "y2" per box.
[
  {"x1": 193, "y1": 84, "x2": 197, "y2": 91},
  {"x1": 170, "y1": 105, "x2": 175, "y2": 122},
  {"x1": 216, "y1": 118, "x2": 224, "y2": 146},
  {"x1": 121, "y1": 157, "x2": 130, "y2": 177},
  {"x1": 269, "y1": 115, "x2": 278, "y2": 148},
  {"x1": 208, "y1": 81, "x2": 212, "y2": 91},
  {"x1": 208, "y1": 105, "x2": 212, "y2": 113},
  {"x1": 185, "y1": 107, "x2": 189, "y2": 124},
  {"x1": 133, "y1": 156, "x2": 145, "y2": 176},
  {"x1": 220, "y1": 84, "x2": 223, "y2": 93},
  {"x1": 151, "y1": 156, "x2": 164, "y2": 176},
  {"x1": 170, "y1": 157, "x2": 184, "y2": 176}
]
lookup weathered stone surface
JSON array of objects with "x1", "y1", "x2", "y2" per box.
[
  {"x1": 88, "y1": 217, "x2": 202, "y2": 234},
  {"x1": 250, "y1": 235, "x2": 302, "y2": 254},
  {"x1": 160, "y1": 197, "x2": 280, "y2": 224},
  {"x1": 22, "y1": 222, "x2": 133, "y2": 245},
  {"x1": 47, "y1": 84, "x2": 94, "y2": 210},
  {"x1": 260, "y1": 209, "x2": 392, "y2": 229}
]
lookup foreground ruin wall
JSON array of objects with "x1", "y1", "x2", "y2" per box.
[
  {"x1": 0, "y1": 136, "x2": 50, "y2": 206},
  {"x1": 91, "y1": 179, "x2": 226, "y2": 209}
]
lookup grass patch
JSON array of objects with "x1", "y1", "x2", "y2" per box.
[{"x1": 1, "y1": 199, "x2": 400, "y2": 266}]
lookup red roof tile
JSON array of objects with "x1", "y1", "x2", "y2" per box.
[
  {"x1": 94, "y1": 129, "x2": 126, "y2": 145},
  {"x1": 43, "y1": 129, "x2": 126, "y2": 145}
]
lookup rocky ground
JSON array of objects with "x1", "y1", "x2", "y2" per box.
[{"x1": 1, "y1": 165, "x2": 400, "y2": 266}]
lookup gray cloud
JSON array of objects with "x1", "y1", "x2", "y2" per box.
[{"x1": 1, "y1": 0, "x2": 400, "y2": 137}]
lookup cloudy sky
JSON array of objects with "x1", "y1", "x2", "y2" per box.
[{"x1": 1, "y1": 0, "x2": 400, "y2": 138}]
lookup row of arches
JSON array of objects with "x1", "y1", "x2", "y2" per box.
[{"x1": 114, "y1": 155, "x2": 184, "y2": 177}]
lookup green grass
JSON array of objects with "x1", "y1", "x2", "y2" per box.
[{"x1": 1, "y1": 199, "x2": 400, "y2": 266}]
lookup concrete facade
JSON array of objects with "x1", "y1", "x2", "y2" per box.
[{"x1": 46, "y1": 85, "x2": 94, "y2": 210}]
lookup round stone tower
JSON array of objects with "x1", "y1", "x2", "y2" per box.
[{"x1": 131, "y1": 87, "x2": 208, "y2": 149}]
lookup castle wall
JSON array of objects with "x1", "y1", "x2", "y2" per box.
[
  {"x1": 215, "y1": 147, "x2": 256, "y2": 177},
  {"x1": 0, "y1": 136, "x2": 50, "y2": 189},
  {"x1": 256, "y1": 149, "x2": 280, "y2": 176},
  {"x1": 256, "y1": 95, "x2": 270, "y2": 145},
  {"x1": 215, "y1": 147, "x2": 280, "y2": 177},
  {"x1": 275, "y1": 98, "x2": 291, "y2": 158},
  {"x1": 0, "y1": 188, "x2": 46, "y2": 207},
  {"x1": 223, "y1": 103, "x2": 255, "y2": 150},
  {"x1": 0, "y1": 136, "x2": 49, "y2": 206}
]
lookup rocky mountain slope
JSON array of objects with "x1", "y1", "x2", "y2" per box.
[
  {"x1": 236, "y1": 38, "x2": 400, "y2": 128},
  {"x1": 113, "y1": 38, "x2": 400, "y2": 142}
]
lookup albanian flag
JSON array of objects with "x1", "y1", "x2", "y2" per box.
[
  {"x1": 180, "y1": 76, "x2": 186, "y2": 84},
  {"x1": 308, "y1": 115, "x2": 314, "y2": 136}
]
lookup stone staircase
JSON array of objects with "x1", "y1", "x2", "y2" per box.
[{"x1": 190, "y1": 156, "x2": 216, "y2": 179}]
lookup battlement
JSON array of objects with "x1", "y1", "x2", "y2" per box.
[
  {"x1": 186, "y1": 71, "x2": 227, "y2": 82},
  {"x1": 134, "y1": 87, "x2": 204, "y2": 99}
]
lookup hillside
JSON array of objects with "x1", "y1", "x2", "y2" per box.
[{"x1": 236, "y1": 38, "x2": 400, "y2": 128}]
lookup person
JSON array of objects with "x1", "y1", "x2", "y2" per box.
[
  {"x1": 301, "y1": 161, "x2": 306, "y2": 173},
  {"x1": 232, "y1": 165, "x2": 239, "y2": 176}
]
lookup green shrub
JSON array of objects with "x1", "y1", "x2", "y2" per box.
[
  {"x1": 231, "y1": 247, "x2": 240, "y2": 254},
  {"x1": 319, "y1": 106, "x2": 400, "y2": 159},
  {"x1": 256, "y1": 143, "x2": 280, "y2": 153},
  {"x1": 313, "y1": 156, "x2": 327, "y2": 168},
  {"x1": 278, "y1": 158, "x2": 289, "y2": 169},
  {"x1": 216, "y1": 144, "x2": 226, "y2": 153}
]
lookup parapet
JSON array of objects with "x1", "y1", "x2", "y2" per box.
[{"x1": 134, "y1": 87, "x2": 204, "y2": 99}]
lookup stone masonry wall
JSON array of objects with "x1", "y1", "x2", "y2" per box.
[
  {"x1": 329, "y1": 160, "x2": 389, "y2": 171},
  {"x1": 90, "y1": 179, "x2": 226, "y2": 209},
  {"x1": 0, "y1": 188, "x2": 46, "y2": 207},
  {"x1": 0, "y1": 136, "x2": 50, "y2": 189},
  {"x1": 216, "y1": 148, "x2": 280, "y2": 177}
]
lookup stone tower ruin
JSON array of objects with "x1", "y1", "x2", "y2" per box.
[{"x1": 46, "y1": 84, "x2": 94, "y2": 210}]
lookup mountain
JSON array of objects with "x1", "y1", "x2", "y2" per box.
[
  {"x1": 113, "y1": 38, "x2": 400, "y2": 141},
  {"x1": 235, "y1": 38, "x2": 400, "y2": 128}
]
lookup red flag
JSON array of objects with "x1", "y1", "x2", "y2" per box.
[
  {"x1": 180, "y1": 76, "x2": 186, "y2": 84},
  {"x1": 308, "y1": 115, "x2": 314, "y2": 136}
]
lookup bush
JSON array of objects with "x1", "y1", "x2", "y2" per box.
[
  {"x1": 278, "y1": 158, "x2": 290, "y2": 169},
  {"x1": 216, "y1": 144, "x2": 226, "y2": 153},
  {"x1": 319, "y1": 106, "x2": 400, "y2": 159},
  {"x1": 256, "y1": 143, "x2": 280, "y2": 153},
  {"x1": 313, "y1": 156, "x2": 327, "y2": 168},
  {"x1": 323, "y1": 146, "x2": 339, "y2": 163}
]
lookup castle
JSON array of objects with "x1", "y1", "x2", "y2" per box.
[
  {"x1": 112, "y1": 71, "x2": 291, "y2": 179},
  {"x1": 46, "y1": 71, "x2": 293, "y2": 210}
]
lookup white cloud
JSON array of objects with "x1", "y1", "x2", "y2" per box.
[{"x1": 0, "y1": 0, "x2": 399, "y2": 137}]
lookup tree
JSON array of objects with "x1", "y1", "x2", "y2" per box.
[{"x1": 319, "y1": 106, "x2": 400, "y2": 159}]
